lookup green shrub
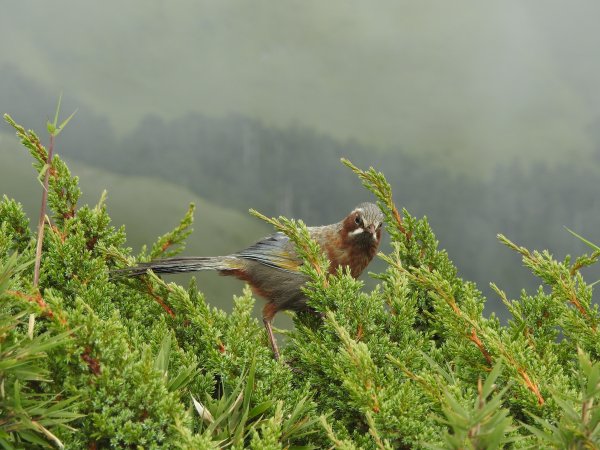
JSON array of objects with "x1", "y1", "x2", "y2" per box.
[{"x1": 1, "y1": 115, "x2": 598, "y2": 448}]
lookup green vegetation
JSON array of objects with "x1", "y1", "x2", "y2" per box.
[
  {"x1": 0, "y1": 135, "x2": 268, "y2": 313},
  {"x1": 1, "y1": 116, "x2": 599, "y2": 448}
]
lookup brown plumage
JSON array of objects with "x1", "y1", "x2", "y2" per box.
[{"x1": 115, "y1": 202, "x2": 384, "y2": 359}]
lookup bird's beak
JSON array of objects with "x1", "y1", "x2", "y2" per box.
[{"x1": 367, "y1": 224, "x2": 376, "y2": 236}]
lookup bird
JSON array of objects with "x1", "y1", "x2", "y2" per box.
[{"x1": 115, "y1": 202, "x2": 384, "y2": 359}]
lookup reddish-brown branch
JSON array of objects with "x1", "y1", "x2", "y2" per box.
[
  {"x1": 160, "y1": 240, "x2": 172, "y2": 252},
  {"x1": 391, "y1": 205, "x2": 412, "y2": 240},
  {"x1": 301, "y1": 240, "x2": 329, "y2": 288},
  {"x1": 8, "y1": 290, "x2": 55, "y2": 320},
  {"x1": 469, "y1": 328, "x2": 493, "y2": 366},
  {"x1": 431, "y1": 281, "x2": 461, "y2": 316},
  {"x1": 522, "y1": 253, "x2": 596, "y2": 331},
  {"x1": 32, "y1": 137, "x2": 46, "y2": 161},
  {"x1": 143, "y1": 279, "x2": 175, "y2": 317},
  {"x1": 356, "y1": 323, "x2": 364, "y2": 341},
  {"x1": 371, "y1": 398, "x2": 380, "y2": 413},
  {"x1": 418, "y1": 273, "x2": 495, "y2": 367},
  {"x1": 50, "y1": 224, "x2": 67, "y2": 243},
  {"x1": 569, "y1": 293, "x2": 587, "y2": 316},
  {"x1": 517, "y1": 367, "x2": 544, "y2": 405},
  {"x1": 81, "y1": 346, "x2": 101, "y2": 375},
  {"x1": 557, "y1": 277, "x2": 597, "y2": 332},
  {"x1": 570, "y1": 262, "x2": 585, "y2": 277}
]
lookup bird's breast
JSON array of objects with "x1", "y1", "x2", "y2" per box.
[{"x1": 323, "y1": 234, "x2": 379, "y2": 279}]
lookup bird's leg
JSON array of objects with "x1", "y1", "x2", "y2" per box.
[
  {"x1": 263, "y1": 317, "x2": 280, "y2": 361},
  {"x1": 262, "y1": 303, "x2": 280, "y2": 360}
]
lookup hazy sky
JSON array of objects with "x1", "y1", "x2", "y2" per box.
[{"x1": 2, "y1": 1, "x2": 600, "y2": 173}]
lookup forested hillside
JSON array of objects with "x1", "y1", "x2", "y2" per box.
[{"x1": 3, "y1": 66, "x2": 600, "y2": 318}]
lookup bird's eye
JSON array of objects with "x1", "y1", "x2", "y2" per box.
[
  {"x1": 377, "y1": 223, "x2": 382, "y2": 229},
  {"x1": 355, "y1": 216, "x2": 361, "y2": 225}
]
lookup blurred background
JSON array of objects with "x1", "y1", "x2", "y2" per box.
[{"x1": 1, "y1": 1, "x2": 600, "y2": 321}]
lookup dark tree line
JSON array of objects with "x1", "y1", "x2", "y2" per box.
[{"x1": 2, "y1": 64, "x2": 599, "y2": 318}]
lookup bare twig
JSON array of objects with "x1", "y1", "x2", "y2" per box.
[{"x1": 33, "y1": 133, "x2": 55, "y2": 288}]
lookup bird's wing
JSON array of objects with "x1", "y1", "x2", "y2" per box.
[{"x1": 235, "y1": 232, "x2": 302, "y2": 273}]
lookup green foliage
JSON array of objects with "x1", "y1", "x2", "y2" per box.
[
  {"x1": 521, "y1": 349, "x2": 600, "y2": 449},
  {"x1": 148, "y1": 203, "x2": 195, "y2": 259},
  {"x1": 4, "y1": 114, "x2": 81, "y2": 227},
  {"x1": 0, "y1": 196, "x2": 32, "y2": 255},
  {"x1": 0, "y1": 252, "x2": 81, "y2": 448},
  {"x1": 1, "y1": 115, "x2": 600, "y2": 448},
  {"x1": 190, "y1": 358, "x2": 318, "y2": 448},
  {"x1": 425, "y1": 362, "x2": 517, "y2": 449},
  {"x1": 45, "y1": 93, "x2": 77, "y2": 138}
]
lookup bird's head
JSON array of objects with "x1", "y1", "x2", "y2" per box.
[{"x1": 343, "y1": 202, "x2": 384, "y2": 247}]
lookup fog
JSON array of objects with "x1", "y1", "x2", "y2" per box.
[{"x1": 2, "y1": 1, "x2": 600, "y2": 319}]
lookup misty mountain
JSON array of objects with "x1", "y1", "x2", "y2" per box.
[
  {"x1": 2, "y1": 1, "x2": 600, "y2": 174},
  {"x1": 2, "y1": 65, "x2": 600, "y2": 322}
]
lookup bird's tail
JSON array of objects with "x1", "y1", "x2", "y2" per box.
[{"x1": 112, "y1": 256, "x2": 240, "y2": 277}]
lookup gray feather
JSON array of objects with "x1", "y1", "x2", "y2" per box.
[
  {"x1": 234, "y1": 232, "x2": 300, "y2": 273},
  {"x1": 112, "y1": 256, "x2": 238, "y2": 277}
]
